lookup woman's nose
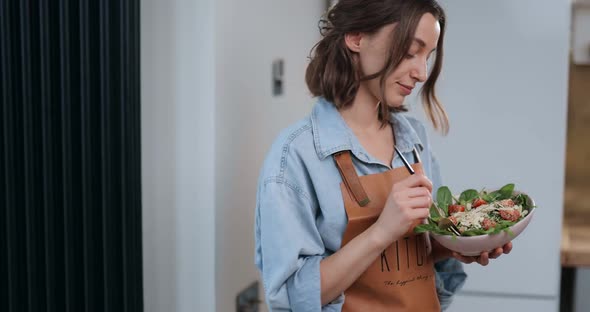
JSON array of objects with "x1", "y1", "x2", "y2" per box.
[{"x1": 411, "y1": 61, "x2": 428, "y2": 82}]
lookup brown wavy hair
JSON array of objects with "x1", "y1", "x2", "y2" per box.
[{"x1": 305, "y1": 0, "x2": 449, "y2": 133}]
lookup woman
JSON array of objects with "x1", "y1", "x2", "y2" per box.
[{"x1": 255, "y1": 0, "x2": 512, "y2": 311}]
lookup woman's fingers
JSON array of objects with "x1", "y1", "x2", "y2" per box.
[
  {"x1": 453, "y1": 243, "x2": 514, "y2": 265},
  {"x1": 404, "y1": 187, "x2": 432, "y2": 199},
  {"x1": 489, "y1": 248, "x2": 503, "y2": 259},
  {"x1": 408, "y1": 207, "x2": 430, "y2": 219},
  {"x1": 403, "y1": 196, "x2": 433, "y2": 210},
  {"x1": 452, "y1": 252, "x2": 475, "y2": 264},
  {"x1": 489, "y1": 242, "x2": 513, "y2": 259},
  {"x1": 477, "y1": 252, "x2": 490, "y2": 266},
  {"x1": 503, "y1": 242, "x2": 513, "y2": 254},
  {"x1": 393, "y1": 174, "x2": 433, "y2": 193},
  {"x1": 453, "y1": 252, "x2": 489, "y2": 266}
]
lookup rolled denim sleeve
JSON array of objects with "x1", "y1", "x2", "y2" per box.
[
  {"x1": 255, "y1": 178, "x2": 343, "y2": 311},
  {"x1": 434, "y1": 258, "x2": 467, "y2": 310}
]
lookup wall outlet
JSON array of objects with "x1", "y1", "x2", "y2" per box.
[{"x1": 236, "y1": 281, "x2": 260, "y2": 312}]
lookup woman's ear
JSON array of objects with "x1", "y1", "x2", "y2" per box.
[{"x1": 344, "y1": 32, "x2": 362, "y2": 53}]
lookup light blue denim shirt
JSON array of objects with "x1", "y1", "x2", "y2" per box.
[{"x1": 255, "y1": 97, "x2": 466, "y2": 311}]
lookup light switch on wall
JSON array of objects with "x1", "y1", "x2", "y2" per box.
[{"x1": 272, "y1": 59, "x2": 284, "y2": 96}]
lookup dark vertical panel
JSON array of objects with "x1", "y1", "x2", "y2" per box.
[
  {"x1": 560, "y1": 267, "x2": 576, "y2": 312},
  {"x1": 19, "y1": 2, "x2": 34, "y2": 309},
  {"x1": 40, "y1": 0, "x2": 66, "y2": 311},
  {"x1": 119, "y1": 0, "x2": 130, "y2": 310},
  {"x1": 0, "y1": 1, "x2": 15, "y2": 311},
  {"x1": 5, "y1": 1, "x2": 27, "y2": 311},
  {"x1": 3, "y1": 1, "x2": 143, "y2": 311},
  {"x1": 0, "y1": 4, "x2": 7, "y2": 307},
  {"x1": 100, "y1": 0, "x2": 123, "y2": 310},
  {"x1": 60, "y1": 1, "x2": 85, "y2": 311},
  {"x1": 80, "y1": 0, "x2": 104, "y2": 311},
  {"x1": 110, "y1": 0, "x2": 124, "y2": 308},
  {"x1": 59, "y1": 1, "x2": 72, "y2": 312},
  {"x1": 79, "y1": 0, "x2": 92, "y2": 310},
  {"x1": 39, "y1": 0, "x2": 55, "y2": 308}
]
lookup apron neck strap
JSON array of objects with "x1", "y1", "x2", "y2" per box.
[
  {"x1": 333, "y1": 147, "x2": 422, "y2": 207},
  {"x1": 333, "y1": 151, "x2": 370, "y2": 207}
]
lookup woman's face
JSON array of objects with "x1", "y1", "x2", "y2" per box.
[{"x1": 349, "y1": 13, "x2": 440, "y2": 107}]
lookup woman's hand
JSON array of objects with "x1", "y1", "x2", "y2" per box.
[
  {"x1": 431, "y1": 238, "x2": 513, "y2": 266},
  {"x1": 452, "y1": 242, "x2": 513, "y2": 266},
  {"x1": 371, "y1": 173, "x2": 433, "y2": 249}
]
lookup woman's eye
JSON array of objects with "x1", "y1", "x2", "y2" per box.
[{"x1": 405, "y1": 54, "x2": 416, "y2": 59}]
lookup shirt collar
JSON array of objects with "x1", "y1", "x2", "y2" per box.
[{"x1": 311, "y1": 97, "x2": 424, "y2": 161}]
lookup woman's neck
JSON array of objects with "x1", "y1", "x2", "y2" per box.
[{"x1": 339, "y1": 83, "x2": 383, "y2": 134}]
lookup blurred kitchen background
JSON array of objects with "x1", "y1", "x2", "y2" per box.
[
  {"x1": 1, "y1": 0, "x2": 589, "y2": 311},
  {"x1": 141, "y1": 0, "x2": 590, "y2": 311},
  {"x1": 142, "y1": 0, "x2": 590, "y2": 311}
]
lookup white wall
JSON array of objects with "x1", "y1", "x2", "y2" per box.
[
  {"x1": 142, "y1": 0, "x2": 323, "y2": 310},
  {"x1": 141, "y1": 0, "x2": 216, "y2": 311},
  {"x1": 410, "y1": 1, "x2": 571, "y2": 310},
  {"x1": 214, "y1": 1, "x2": 324, "y2": 311}
]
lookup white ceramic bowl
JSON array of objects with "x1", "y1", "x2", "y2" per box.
[{"x1": 430, "y1": 193, "x2": 536, "y2": 256}]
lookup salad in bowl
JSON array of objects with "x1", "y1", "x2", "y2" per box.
[{"x1": 415, "y1": 183, "x2": 536, "y2": 256}]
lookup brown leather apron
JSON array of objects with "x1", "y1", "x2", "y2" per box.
[{"x1": 334, "y1": 151, "x2": 440, "y2": 312}]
